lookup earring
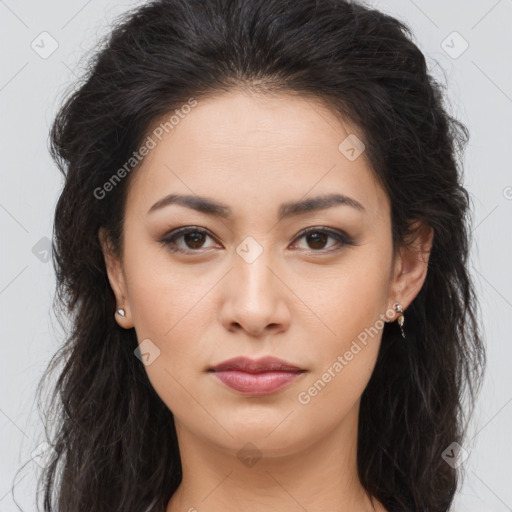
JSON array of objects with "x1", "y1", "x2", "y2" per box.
[
  {"x1": 395, "y1": 303, "x2": 405, "y2": 339},
  {"x1": 116, "y1": 308, "x2": 125, "y2": 318}
]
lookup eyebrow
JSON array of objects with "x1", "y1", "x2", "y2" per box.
[{"x1": 147, "y1": 192, "x2": 365, "y2": 221}]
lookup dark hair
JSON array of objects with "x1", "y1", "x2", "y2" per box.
[{"x1": 24, "y1": 0, "x2": 486, "y2": 510}]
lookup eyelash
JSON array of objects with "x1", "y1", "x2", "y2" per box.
[{"x1": 158, "y1": 225, "x2": 354, "y2": 255}]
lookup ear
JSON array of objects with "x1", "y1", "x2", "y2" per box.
[
  {"x1": 388, "y1": 220, "x2": 434, "y2": 315},
  {"x1": 98, "y1": 227, "x2": 134, "y2": 328}
]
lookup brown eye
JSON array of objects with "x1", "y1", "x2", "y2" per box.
[
  {"x1": 182, "y1": 231, "x2": 207, "y2": 249},
  {"x1": 291, "y1": 227, "x2": 354, "y2": 253},
  {"x1": 159, "y1": 226, "x2": 219, "y2": 253},
  {"x1": 305, "y1": 231, "x2": 329, "y2": 250}
]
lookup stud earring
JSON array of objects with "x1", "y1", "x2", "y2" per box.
[
  {"x1": 116, "y1": 308, "x2": 126, "y2": 318},
  {"x1": 395, "y1": 303, "x2": 405, "y2": 339}
]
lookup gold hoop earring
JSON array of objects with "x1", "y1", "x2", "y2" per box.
[{"x1": 395, "y1": 303, "x2": 405, "y2": 339}]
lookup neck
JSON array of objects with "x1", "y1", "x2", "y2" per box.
[{"x1": 166, "y1": 400, "x2": 386, "y2": 512}]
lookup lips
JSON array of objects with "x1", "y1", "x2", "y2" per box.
[
  {"x1": 209, "y1": 355, "x2": 304, "y2": 373},
  {"x1": 208, "y1": 356, "x2": 306, "y2": 395}
]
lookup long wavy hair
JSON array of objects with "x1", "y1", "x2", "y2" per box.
[{"x1": 23, "y1": 0, "x2": 486, "y2": 510}]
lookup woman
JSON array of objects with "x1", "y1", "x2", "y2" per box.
[{"x1": 36, "y1": 0, "x2": 486, "y2": 510}]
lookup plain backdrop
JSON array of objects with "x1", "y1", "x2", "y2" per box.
[{"x1": 1, "y1": 1, "x2": 511, "y2": 510}]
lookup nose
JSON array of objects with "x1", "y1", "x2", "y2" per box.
[{"x1": 218, "y1": 246, "x2": 291, "y2": 337}]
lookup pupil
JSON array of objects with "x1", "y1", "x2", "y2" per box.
[
  {"x1": 307, "y1": 232, "x2": 327, "y2": 249},
  {"x1": 185, "y1": 232, "x2": 205, "y2": 248}
]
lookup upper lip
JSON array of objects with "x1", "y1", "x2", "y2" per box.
[{"x1": 209, "y1": 356, "x2": 305, "y2": 374}]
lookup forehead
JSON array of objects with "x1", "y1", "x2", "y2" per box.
[{"x1": 125, "y1": 90, "x2": 389, "y2": 221}]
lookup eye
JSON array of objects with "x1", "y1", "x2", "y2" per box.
[
  {"x1": 159, "y1": 225, "x2": 354, "y2": 255},
  {"x1": 159, "y1": 226, "x2": 220, "y2": 254},
  {"x1": 290, "y1": 226, "x2": 354, "y2": 253}
]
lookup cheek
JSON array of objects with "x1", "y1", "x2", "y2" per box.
[
  {"x1": 304, "y1": 251, "x2": 392, "y2": 350},
  {"x1": 294, "y1": 252, "x2": 391, "y2": 407},
  {"x1": 127, "y1": 277, "x2": 216, "y2": 386},
  {"x1": 122, "y1": 245, "x2": 218, "y2": 405},
  {"x1": 123, "y1": 238, "x2": 210, "y2": 338},
  {"x1": 294, "y1": 299, "x2": 386, "y2": 425},
  {"x1": 125, "y1": 271, "x2": 206, "y2": 418}
]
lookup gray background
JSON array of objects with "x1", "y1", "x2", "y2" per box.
[{"x1": 1, "y1": 1, "x2": 511, "y2": 510}]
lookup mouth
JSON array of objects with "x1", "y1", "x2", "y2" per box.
[{"x1": 208, "y1": 356, "x2": 306, "y2": 395}]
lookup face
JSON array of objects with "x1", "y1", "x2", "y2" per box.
[{"x1": 100, "y1": 90, "x2": 430, "y2": 459}]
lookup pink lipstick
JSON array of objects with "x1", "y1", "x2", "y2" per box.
[{"x1": 208, "y1": 356, "x2": 306, "y2": 395}]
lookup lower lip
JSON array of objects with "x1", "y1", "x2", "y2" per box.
[{"x1": 211, "y1": 370, "x2": 304, "y2": 395}]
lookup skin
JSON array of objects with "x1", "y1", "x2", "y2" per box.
[{"x1": 99, "y1": 89, "x2": 433, "y2": 512}]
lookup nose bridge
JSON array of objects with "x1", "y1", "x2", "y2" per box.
[
  {"x1": 219, "y1": 234, "x2": 290, "y2": 335},
  {"x1": 234, "y1": 234, "x2": 278, "y2": 302}
]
